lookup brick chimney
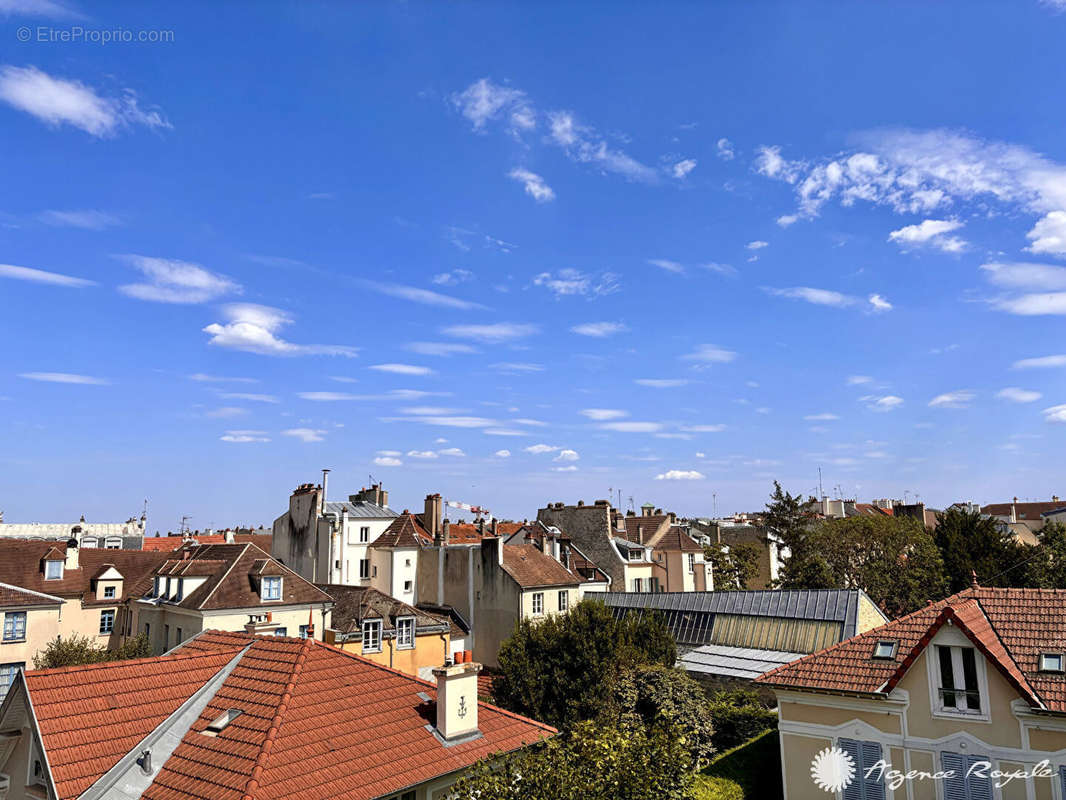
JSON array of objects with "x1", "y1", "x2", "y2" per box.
[
  {"x1": 432, "y1": 655, "x2": 481, "y2": 741},
  {"x1": 424, "y1": 493, "x2": 442, "y2": 537}
]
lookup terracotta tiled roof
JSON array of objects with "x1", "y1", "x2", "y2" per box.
[
  {"x1": 501, "y1": 544, "x2": 582, "y2": 588},
  {"x1": 151, "y1": 543, "x2": 333, "y2": 611},
  {"x1": 0, "y1": 541, "x2": 166, "y2": 606},
  {"x1": 0, "y1": 581, "x2": 64, "y2": 608},
  {"x1": 141, "y1": 533, "x2": 272, "y2": 551},
  {"x1": 371, "y1": 514, "x2": 432, "y2": 548},
  {"x1": 318, "y1": 584, "x2": 451, "y2": 638},
  {"x1": 622, "y1": 515, "x2": 670, "y2": 544},
  {"x1": 852, "y1": 503, "x2": 892, "y2": 517},
  {"x1": 755, "y1": 587, "x2": 1066, "y2": 712},
  {"x1": 653, "y1": 526, "x2": 703, "y2": 552},
  {"x1": 982, "y1": 501, "x2": 1063, "y2": 521}
]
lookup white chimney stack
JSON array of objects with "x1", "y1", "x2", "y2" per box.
[
  {"x1": 432, "y1": 653, "x2": 481, "y2": 741},
  {"x1": 321, "y1": 468, "x2": 331, "y2": 515}
]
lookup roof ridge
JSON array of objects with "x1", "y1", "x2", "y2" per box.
[
  {"x1": 27, "y1": 645, "x2": 242, "y2": 677},
  {"x1": 240, "y1": 636, "x2": 314, "y2": 800}
]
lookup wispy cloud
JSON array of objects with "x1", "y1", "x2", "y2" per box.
[
  {"x1": 442, "y1": 322, "x2": 538, "y2": 343},
  {"x1": 847, "y1": 375, "x2": 873, "y2": 385},
  {"x1": 804, "y1": 413, "x2": 839, "y2": 421},
  {"x1": 451, "y1": 78, "x2": 532, "y2": 132},
  {"x1": 532, "y1": 269, "x2": 620, "y2": 299},
  {"x1": 118, "y1": 255, "x2": 240, "y2": 304},
  {"x1": 648, "y1": 258, "x2": 684, "y2": 274},
  {"x1": 982, "y1": 261, "x2": 1066, "y2": 316},
  {"x1": 19, "y1": 371, "x2": 108, "y2": 385},
  {"x1": 494, "y1": 449, "x2": 511, "y2": 457},
  {"x1": 219, "y1": 429, "x2": 270, "y2": 443},
  {"x1": 580, "y1": 408, "x2": 628, "y2": 420},
  {"x1": 1012, "y1": 354, "x2": 1066, "y2": 369},
  {"x1": 1044, "y1": 405, "x2": 1066, "y2": 423},
  {"x1": 599, "y1": 421, "x2": 664, "y2": 433},
  {"x1": 888, "y1": 219, "x2": 967, "y2": 253},
  {"x1": 746, "y1": 240, "x2": 769, "y2": 251},
  {"x1": 765, "y1": 286, "x2": 891, "y2": 313},
  {"x1": 996, "y1": 387, "x2": 1042, "y2": 403},
  {"x1": 0, "y1": 263, "x2": 94, "y2": 288},
  {"x1": 405, "y1": 341, "x2": 478, "y2": 356},
  {"x1": 678, "y1": 424, "x2": 726, "y2": 433},
  {"x1": 220, "y1": 392, "x2": 279, "y2": 403},
  {"x1": 508, "y1": 168, "x2": 555, "y2": 202},
  {"x1": 864, "y1": 395, "x2": 904, "y2": 412},
  {"x1": 681, "y1": 344, "x2": 737, "y2": 363},
  {"x1": 1026, "y1": 211, "x2": 1066, "y2": 256},
  {"x1": 672, "y1": 159, "x2": 697, "y2": 178},
  {"x1": 655, "y1": 469, "x2": 705, "y2": 480},
  {"x1": 204, "y1": 406, "x2": 247, "y2": 419},
  {"x1": 361, "y1": 280, "x2": 486, "y2": 310},
  {"x1": 38, "y1": 209, "x2": 120, "y2": 229},
  {"x1": 374, "y1": 455, "x2": 403, "y2": 466},
  {"x1": 0, "y1": 65, "x2": 169, "y2": 137},
  {"x1": 928, "y1": 390, "x2": 976, "y2": 409},
  {"x1": 203, "y1": 304, "x2": 358, "y2": 357},
  {"x1": 490, "y1": 362, "x2": 544, "y2": 374},
  {"x1": 282, "y1": 428, "x2": 326, "y2": 443},
  {"x1": 432, "y1": 269, "x2": 474, "y2": 286},
  {"x1": 189, "y1": 373, "x2": 259, "y2": 384},
  {"x1": 0, "y1": 0, "x2": 84, "y2": 19},
  {"x1": 635, "y1": 378, "x2": 688, "y2": 388},
  {"x1": 716, "y1": 138, "x2": 735, "y2": 160},
  {"x1": 570, "y1": 321, "x2": 627, "y2": 337},
  {"x1": 369, "y1": 363, "x2": 434, "y2": 376}
]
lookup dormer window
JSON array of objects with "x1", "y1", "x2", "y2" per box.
[
  {"x1": 872, "y1": 640, "x2": 898, "y2": 660},
  {"x1": 1040, "y1": 653, "x2": 1065, "y2": 673},
  {"x1": 936, "y1": 645, "x2": 982, "y2": 714},
  {"x1": 45, "y1": 560, "x2": 63, "y2": 580},
  {"x1": 362, "y1": 620, "x2": 382, "y2": 653},
  {"x1": 104, "y1": 586, "x2": 116, "y2": 599},
  {"x1": 261, "y1": 576, "x2": 282, "y2": 601},
  {"x1": 628, "y1": 548, "x2": 643, "y2": 561}
]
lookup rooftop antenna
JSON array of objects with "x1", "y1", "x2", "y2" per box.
[
  {"x1": 712, "y1": 492, "x2": 718, "y2": 518},
  {"x1": 818, "y1": 467, "x2": 824, "y2": 498},
  {"x1": 628, "y1": 495, "x2": 635, "y2": 512},
  {"x1": 179, "y1": 515, "x2": 192, "y2": 536}
]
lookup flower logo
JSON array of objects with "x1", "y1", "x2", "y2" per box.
[{"x1": 810, "y1": 746, "x2": 856, "y2": 793}]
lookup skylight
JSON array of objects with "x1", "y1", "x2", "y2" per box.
[
  {"x1": 872, "y1": 640, "x2": 898, "y2": 660},
  {"x1": 1040, "y1": 653, "x2": 1064, "y2": 673},
  {"x1": 201, "y1": 708, "x2": 243, "y2": 736}
]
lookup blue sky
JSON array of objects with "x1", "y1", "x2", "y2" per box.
[{"x1": 2, "y1": 1, "x2": 1066, "y2": 531}]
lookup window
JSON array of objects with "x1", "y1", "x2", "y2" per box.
[
  {"x1": 173, "y1": 578, "x2": 183, "y2": 602},
  {"x1": 531, "y1": 592, "x2": 544, "y2": 615},
  {"x1": 45, "y1": 560, "x2": 63, "y2": 580},
  {"x1": 164, "y1": 624, "x2": 170, "y2": 648},
  {"x1": 103, "y1": 585, "x2": 116, "y2": 599},
  {"x1": 299, "y1": 625, "x2": 310, "y2": 639},
  {"x1": 99, "y1": 609, "x2": 115, "y2": 634},
  {"x1": 262, "y1": 576, "x2": 282, "y2": 601},
  {"x1": 397, "y1": 617, "x2": 414, "y2": 649},
  {"x1": 628, "y1": 548, "x2": 643, "y2": 561},
  {"x1": 633, "y1": 578, "x2": 643, "y2": 592},
  {"x1": 3, "y1": 612, "x2": 26, "y2": 641},
  {"x1": 936, "y1": 645, "x2": 981, "y2": 713},
  {"x1": 359, "y1": 526, "x2": 370, "y2": 543},
  {"x1": 1040, "y1": 653, "x2": 1064, "y2": 673},
  {"x1": 152, "y1": 576, "x2": 162, "y2": 597},
  {"x1": 941, "y1": 751, "x2": 991, "y2": 800},
  {"x1": 81, "y1": 537, "x2": 98, "y2": 548},
  {"x1": 176, "y1": 627, "x2": 182, "y2": 644},
  {"x1": 359, "y1": 559, "x2": 370, "y2": 580},
  {"x1": 837, "y1": 738, "x2": 885, "y2": 800},
  {"x1": 274, "y1": 627, "x2": 288, "y2": 637},
  {"x1": 688, "y1": 553, "x2": 696, "y2": 573},
  {"x1": 558, "y1": 590, "x2": 568, "y2": 612},
  {"x1": 405, "y1": 558, "x2": 411, "y2": 567},
  {"x1": 144, "y1": 622, "x2": 150, "y2": 639},
  {"x1": 362, "y1": 620, "x2": 382, "y2": 653},
  {"x1": 105, "y1": 537, "x2": 121, "y2": 549},
  {"x1": 403, "y1": 580, "x2": 413, "y2": 593},
  {"x1": 0, "y1": 662, "x2": 22, "y2": 700},
  {"x1": 872, "y1": 640, "x2": 898, "y2": 660}
]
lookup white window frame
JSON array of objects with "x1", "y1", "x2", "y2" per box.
[
  {"x1": 359, "y1": 559, "x2": 370, "y2": 580},
  {"x1": 99, "y1": 609, "x2": 115, "y2": 635},
  {"x1": 628, "y1": 548, "x2": 643, "y2": 562},
  {"x1": 104, "y1": 537, "x2": 121, "y2": 549},
  {"x1": 359, "y1": 526, "x2": 370, "y2": 543},
  {"x1": 633, "y1": 577, "x2": 643, "y2": 592},
  {"x1": 273, "y1": 627, "x2": 288, "y2": 637},
  {"x1": 45, "y1": 560, "x2": 63, "y2": 580},
  {"x1": 261, "y1": 576, "x2": 282, "y2": 601},
  {"x1": 3, "y1": 612, "x2": 27, "y2": 642},
  {"x1": 531, "y1": 592, "x2": 544, "y2": 616},
  {"x1": 688, "y1": 553, "x2": 696, "y2": 573},
  {"x1": 396, "y1": 616, "x2": 415, "y2": 649},
  {"x1": 403, "y1": 580, "x2": 413, "y2": 593},
  {"x1": 558, "y1": 590, "x2": 568, "y2": 613},
  {"x1": 362, "y1": 620, "x2": 382, "y2": 653},
  {"x1": 925, "y1": 627, "x2": 990, "y2": 722},
  {"x1": 81, "y1": 537, "x2": 98, "y2": 549},
  {"x1": 103, "y1": 585, "x2": 116, "y2": 599}
]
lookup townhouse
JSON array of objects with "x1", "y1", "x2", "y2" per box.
[
  {"x1": 0, "y1": 513, "x2": 146, "y2": 549},
  {"x1": 757, "y1": 584, "x2": 1066, "y2": 800},
  {"x1": 505, "y1": 520, "x2": 611, "y2": 595},
  {"x1": 0, "y1": 630, "x2": 554, "y2": 800},
  {"x1": 136, "y1": 542, "x2": 333, "y2": 653},
  {"x1": 0, "y1": 584, "x2": 63, "y2": 700}
]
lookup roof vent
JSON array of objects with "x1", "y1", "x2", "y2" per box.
[
  {"x1": 137, "y1": 749, "x2": 152, "y2": 775},
  {"x1": 201, "y1": 708, "x2": 244, "y2": 737}
]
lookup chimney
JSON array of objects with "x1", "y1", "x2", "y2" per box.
[
  {"x1": 432, "y1": 658, "x2": 482, "y2": 741},
  {"x1": 321, "y1": 469, "x2": 331, "y2": 516},
  {"x1": 424, "y1": 494, "x2": 442, "y2": 537},
  {"x1": 477, "y1": 517, "x2": 485, "y2": 536},
  {"x1": 636, "y1": 525, "x2": 644, "y2": 545},
  {"x1": 491, "y1": 518, "x2": 498, "y2": 536},
  {"x1": 483, "y1": 536, "x2": 504, "y2": 566},
  {"x1": 224, "y1": 529, "x2": 235, "y2": 544},
  {"x1": 439, "y1": 518, "x2": 450, "y2": 547},
  {"x1": 64, "y1": 538, "x2": 79, "y2": 571}
]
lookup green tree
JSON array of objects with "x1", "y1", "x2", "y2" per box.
[
  {"x1": 609, "y1": 665, "x2": 716, "y2": 767},
  {"x1": 780, "y1": 515, "x2": 947, "y2": 616},
  {"x1": 934, "y1": 507, "x2": 1031, "y2": 592},
  {"x1": 492, "y1": 600, "x2": 676, "y2": 730},
  {"x1": 1020, "y1": 522, "x2": 1066, "y2": 588},
  {"x1": 449, "y1": 721, "x2": 697, "y2": 800},
  {"x1": 704, "y1": 542, "x2": 761, "y2": 590},
  {"x1": 33, "y1": 632, "x2": 154, "y2": 669},
  {"x1": 763, "y1": 482, "x2": 813, "y2": 576}
]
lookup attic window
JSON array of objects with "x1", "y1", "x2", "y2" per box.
[
  {"x1": 45, "y1": 560, "x2": 63, "y2": 580},
  {"x1": 1040, "y1": 653, "x2": 1065, "y2": 673},
  {"x1": 202, "y1": 708, "x2": 243, "y2": 737},
  {"x1": 872, "y1": 640, "x2": 898, "y2": 660}
]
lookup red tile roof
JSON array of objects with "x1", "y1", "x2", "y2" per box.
[
  {"x1": 141, "y1": 533, "x2": 272, "y2": 551},
  {"x1": 501, "y1": 544, "x2": 582, "y2": 588},
  {"x1": 982, "y1": 501, "x2": 1063, "y2": 521},
  {"x1": 0, "y1": 581, "x2": 64, "y2": 608},
  {"x1": 756, "y1": 586, "x2": 1066, "y2": 712},
  {"x1": 21, "y1": 631, "x2": 554, "y2": 800},
  {"x1": 371, "y1": 513, "x2": 432, "y2": 548},
  {"x1": 652, "y1": 526, "x2": 703, "y2": 553}
]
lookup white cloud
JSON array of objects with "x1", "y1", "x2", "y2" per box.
[
  {"x1": 552, "y1": 465, "x2": 579, "y2": 472},
  {"x1": 655, "y1": 470, "x2": 705, "y2": 480},
  {"x1": 681, "y1": 343, "x2": 738, "y2": 363},
  {"x1": 993, "y1": 294, "x2": 1066, "y2": 315},
  {"x1": 494, "y1": 449, "x2": 511, "y2": 457},
  {"x1": 431, "y1": 269, "x2": 474, "y2": 286},
  {"x1": 451, "y1": 78, "x2": 532, "y2": 132},
  {"x1": 648, "y1": 258, "x2": 685, "y2": 274},
  {"x1": 866, "y1": 395, "x2": 904, "y2": 412},
  {"x1": 1026, "y1": 211, "x2": 1066, "y2": 256},
  {"x1": 369, "y1": 363, "x2": 434, "y2": 376},
  {"x1": 374, "y1": 456, "x2": 403, "y2": 467},
  {"x1": 846, "y1": 375, "x2": 873, "y2": 385},
  {"x1": 442, "y1": 322, "x2": 539, "y2": 343},
  {"x1": 599, "y1": 421, "x2": 663, "y2": 433},
  {"x1": 189, "y1": 373, "x2": 258, "y2": 384},
  {"x1": 1013, "y1": 354, "x2": 1066, "y2": 369},
  {"x1": 219, "y1": 430, "x2": 270, "y2": 443},
  {"x1": 547, "y1": 110, "x2": 659, "y2": 183},
  {"x1": 981, "y1": 261, "x2": 1066, "y2": 290},
  {"x1": 746, "y1": 240, "x2": 769, "y2": 250},
  {"x1": 38, "y1": 209, "x2": 120, "y2": 229},
  {"x1": 0, "y1": 263, "x2": 94, "y2": 288},
  {"x1": 19, "y1": 372, "x2": 107, "y2": 385},
  {"x1": 406, "y1": 450, "x2": 438, "y2": 459},
  {"x1": 282, "y1": 428, "x2": 326, "y2": 442},
  {"x1": 0, "y1": 65, "x2": 169, "y2": 137},
  {"x1": 766, "y1": 286, "x2": 854, "y2": 308},
  {"x1": 392, "y1": 415, "x2": 498, "y2": 429},
  {"x1": 438, "y1": 447, "x2": 466, "y2": 457},
  {"x1": 888, "y1": 219, "x2": 967, "y2": 253},
  {"x1": 868, "y1": 294, "x2": 893, "y2": 312},
  {"x1": 635, "y1": 379, "x2": 688, "y2": 388},
  {"x1": 220, "y1": 393, "x2": 279, "y2": 403},
  {"x1": 406, "y1": 341, "x2": 478, "y2": 356},
  {"x1": 928, "y1": 390, "x2": 976, "y2": 409},
  {"x1": 297, "y1": 392, "x2": 359, "y2": 401},
  {"x1": 678, "y1": 424, "x2": 726, "y2": 432},
  {"x1": 716, "y1": 138, "x2": 735, "y2": 160},
  {"x1": 777, "y1": 214, "x2": 799, "y2": 228},
  {"x1": 362, "y1": 280, "x2": 485, "y2": 310},
  {"x1": 553, "y1": 449, "x2": 579, "y2": 463},
  {"x1": 804, "y1": 413, "x2": 839, "y2": 421},
  {"x1": 702, "y1": 262, "x2": 737, "y2": 276},
  {"x1": 508, "y1": 168, "x2": 555, "y2": 202},
  {"x1": 203, "y1": 304, "x2": 358, "y2": 357},
  {"x1": 491, "y1": 362, "x2": 544, "y2": 373},
  {"x1": 672, "y1": 159, "x2": 697, "y2": 178},
  {"x1": 1044, "y1": 404, "x2": 1066, "y2": 423},
  {"x1": 524, "y1": 444, "x2": 559, "y2": 454},
  {"x1": 571, "y1": 321, "x2": 627, "y2": 337},
  {"x1": 0, "y1": 0, "x2": 82, "y2": 19},
  {"x1": 118, "y1": 255, "x2": 239, "y2": 304},
  {"x1": 484, "y1": 428, "x2": 528, "y2": 436},
  {"x1": 754, "y1": 145, "x2": 804, "y2": 183},
  {"x1": 996, "y1": 387, "x2": 1042, "y2": 403},
  {"x1": 581, "y1": 408, "x2": 628, "y2": 421},
  {"x1": 532, "y1": 269, "x2": 620, "y2": 299}
]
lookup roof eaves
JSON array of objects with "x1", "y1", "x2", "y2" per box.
[{"x1": 0, "y1": 580, "x2": 66, "y2": 606}]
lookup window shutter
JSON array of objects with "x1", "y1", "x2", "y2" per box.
[
  {"x1": 940, "y1": 752, "x2": 968, "y2": 800},
  {"x1": 838, "y1": 739, "x2": 863, "y2": 800},
  {"x1": 965, "y1": 755, "x2": 992, "y2": 800},
  {"x1": 860, "y1": 741, "x2": 885, "y2": 800}
]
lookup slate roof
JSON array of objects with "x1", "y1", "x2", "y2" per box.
[
  {"x1": 0, "y1": 580, "x2": 64, "y2": 608},
  {"x1": 323, "y1": 500, "x2": 399, "y2": 519},
  {"x1": 680, "y1": 643, "x2": 806, "y2": 680},
  {"x1": 501, "y1": 544, "x2": 582, "y2": 588},
  {"x1": 20, "y1": 631, "x2": 555, "y2": 800},
  {"x1": 148, "y1": 544, "x2": 333, "y2": 611},
  {"x1": 371, "y1": 513, "x2": 432, "y2": 548},
  {"x1": 318, "y1": 584, "x2": 451, "y2": 638},
  {"x1": 755, "y1": 586, "x2": 1066, "y2": 712},
  {"x1": 0, "y1": 541, "x2": 165, "y2": 606}
]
